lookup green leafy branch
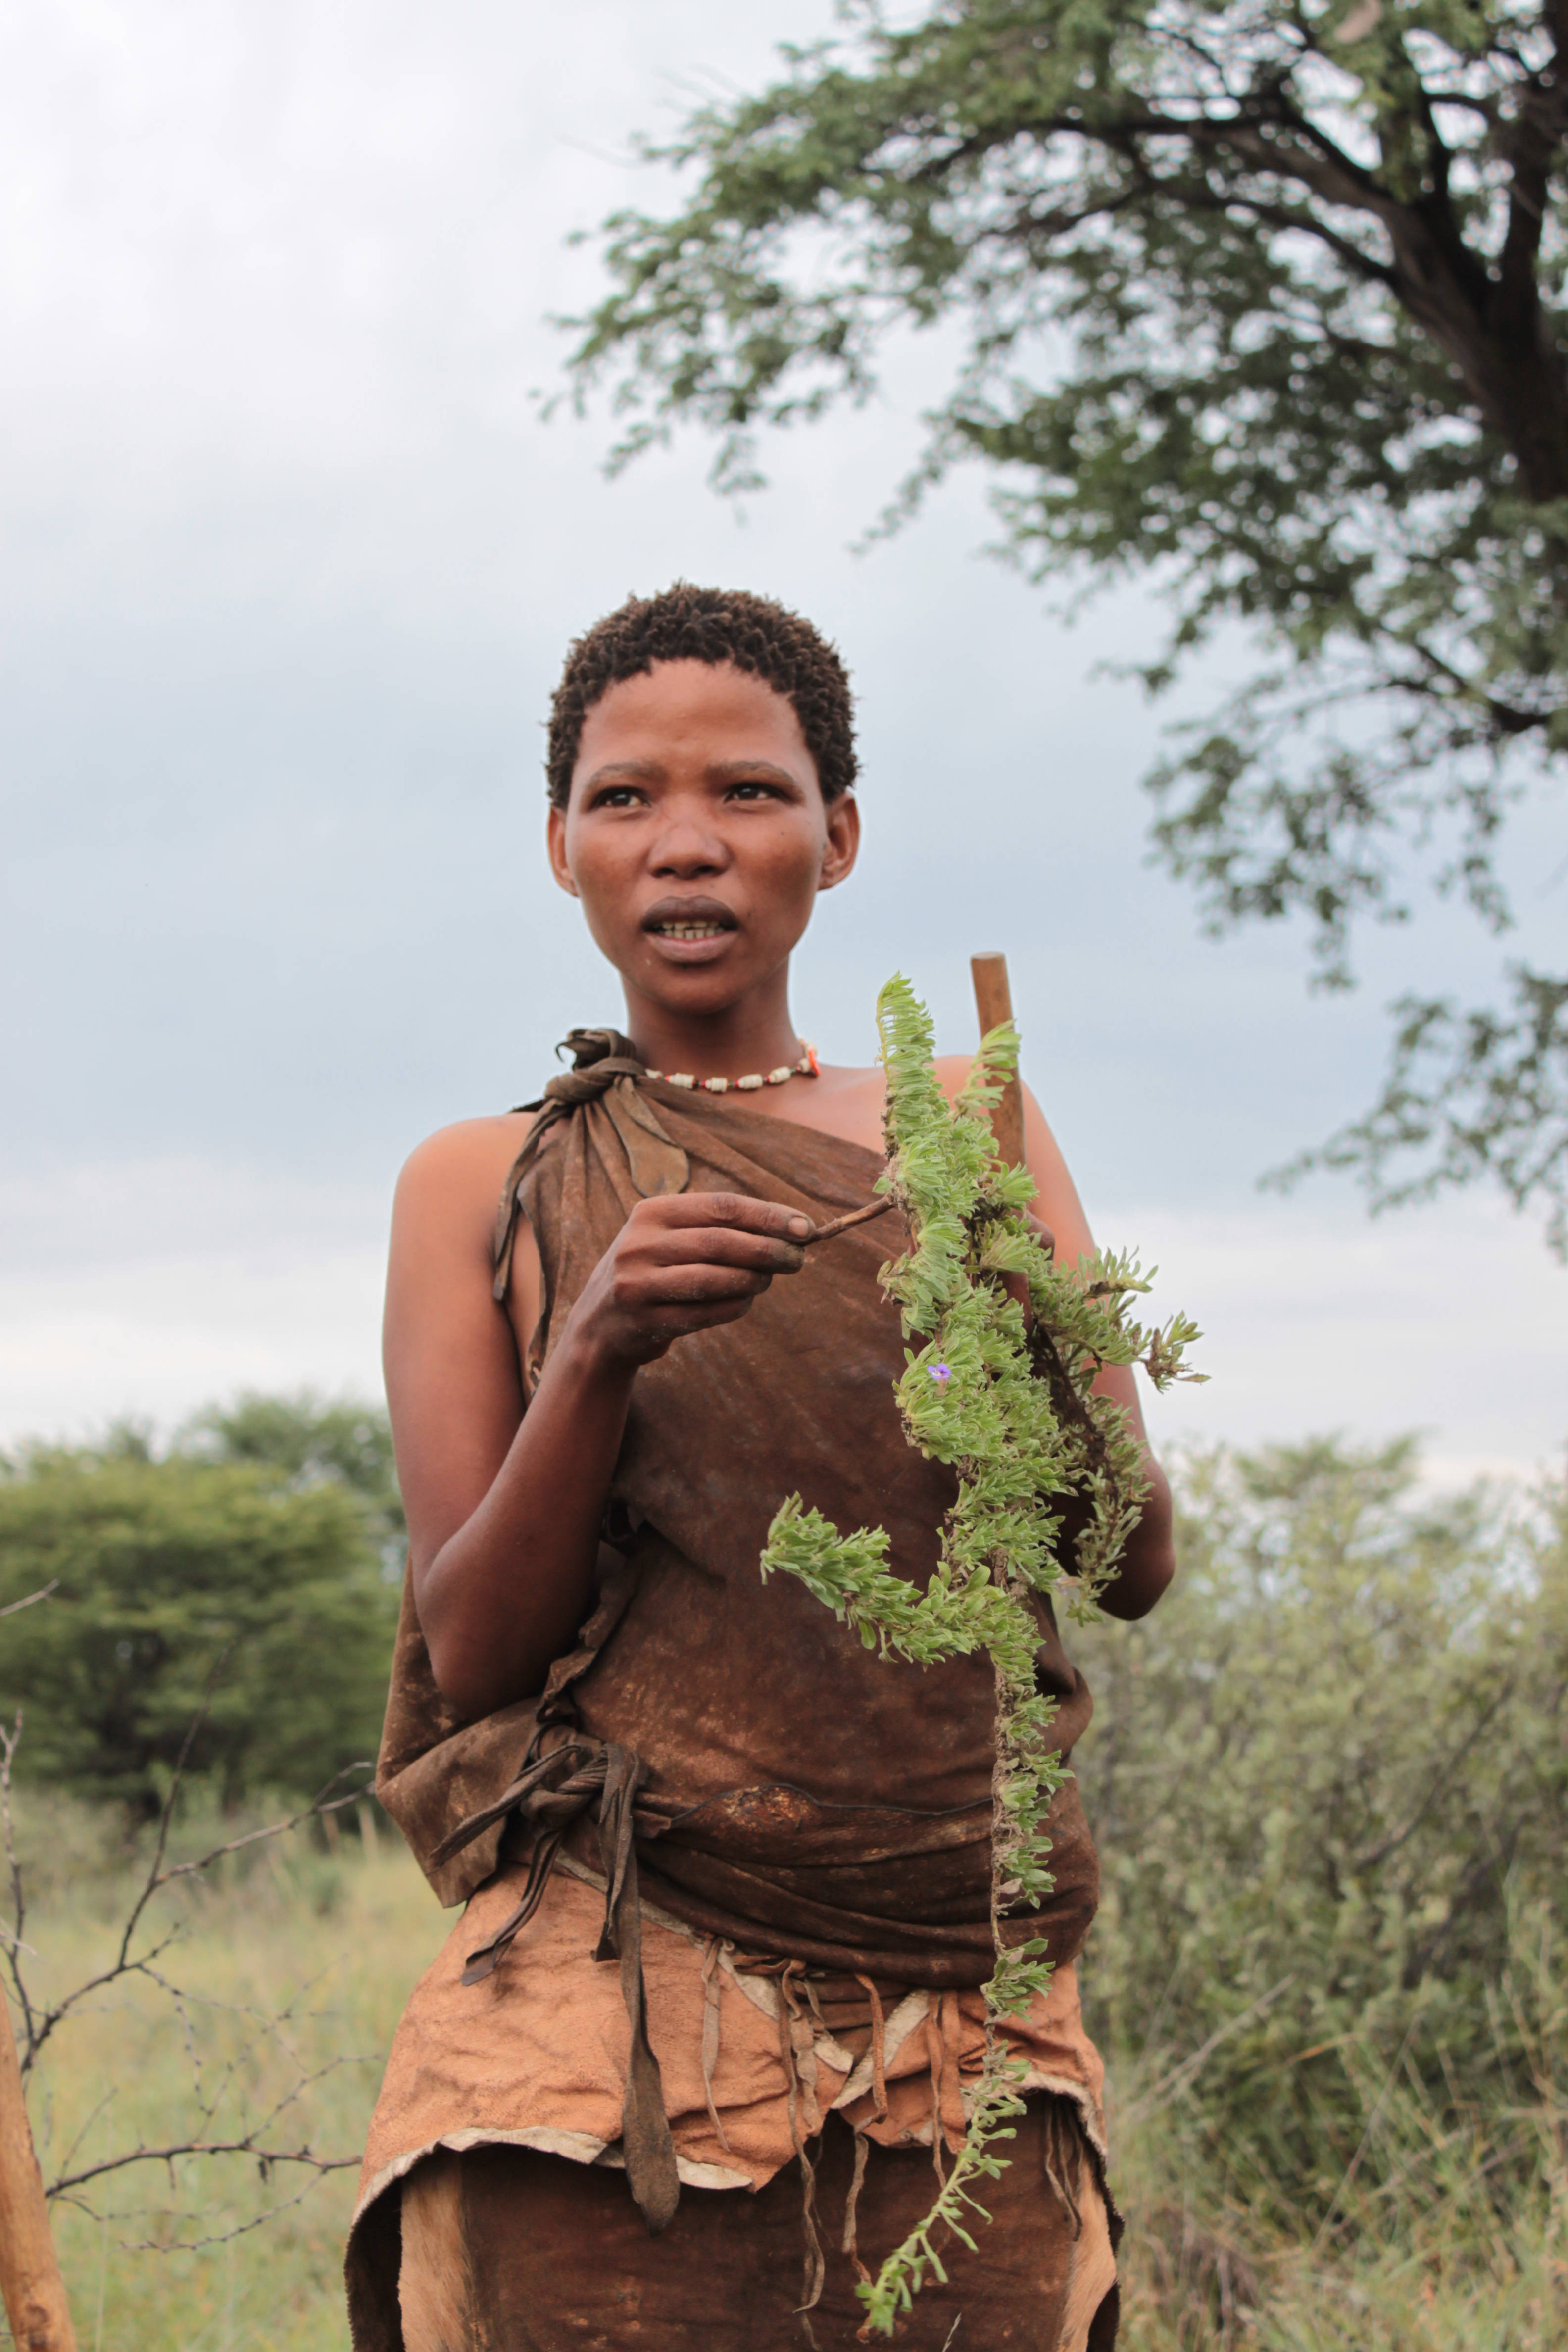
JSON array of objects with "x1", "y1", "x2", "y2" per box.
[{"x1": 759, "y1": 972, "x2": 1201, "y2": 2333}]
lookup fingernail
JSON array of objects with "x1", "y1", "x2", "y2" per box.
[{"x1": 787, "y1": 1216, "x2": 811, "y2": 1238}]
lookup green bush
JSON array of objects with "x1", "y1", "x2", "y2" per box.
[
  {"x1": 1072, "y1": 1437, "x2": 1568, "y2": 2228},
  {"x1": 177, "y1": 1390, "x2": 406, "y2": 1557},
  {"x1": 0, "y1": 1401, "x2": 403, "y2": 1812}
]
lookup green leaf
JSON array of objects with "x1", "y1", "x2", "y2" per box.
[{"x1": 759, "y1": 972, "x2": 1200, "y2": 2328}]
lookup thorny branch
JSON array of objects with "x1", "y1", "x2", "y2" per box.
[
  {"x1": 0, "y1": 1666, "x2": 378, "y2": 2249},
  {"x1": 0, "y1": 1581, "x2": 59, "y2": 1619},
  {"x1": 50, "y1": 2122, "x2": 362, "y2": 2202}
]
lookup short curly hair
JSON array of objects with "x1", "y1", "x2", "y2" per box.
[{"x1": 547, "y1": 583, "x2": 857, "y2": 808}]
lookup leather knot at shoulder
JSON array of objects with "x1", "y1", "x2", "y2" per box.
[
  {"x1": 492, "y1": 1029, "x2": 690, "y2": 1303},
  {"x1": 517, "y1": 1028, "x2": 649, "y2": 1115}
]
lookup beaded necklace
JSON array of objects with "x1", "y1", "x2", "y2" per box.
[{"x1": 646, "y1": 1042, "x2": 820, "y2": 1094}]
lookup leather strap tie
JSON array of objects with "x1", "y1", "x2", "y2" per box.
[
  {"x1": 492, "y1": 1029, "x2": 691, "y2": 1303},
  {"x1": 433, "y1": 1711, "x2": 681, "y2": 2235}
]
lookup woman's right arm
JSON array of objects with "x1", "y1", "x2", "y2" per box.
[{"x1": 383, "y1": 1124, "x2": 810, "y2": 1720}]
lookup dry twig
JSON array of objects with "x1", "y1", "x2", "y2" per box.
[{"x1": 0, "y1": 1665, "x2": 377, "y2": 2259}]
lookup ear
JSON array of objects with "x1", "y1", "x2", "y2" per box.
[
  {"x1": 816, "y1": 792, "x2": 861, "y2": 892},
  {"x1": 546, "y1": 805, "x2": 580, "y2": 898}
]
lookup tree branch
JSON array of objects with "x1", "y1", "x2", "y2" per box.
[{"x1": 49, "y1": 2132, "x2": 362, "y2": 2201}]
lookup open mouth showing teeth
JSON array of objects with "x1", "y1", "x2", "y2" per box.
[{"x1": 654, "y1": 922, "x2": 731, "y2": 939}]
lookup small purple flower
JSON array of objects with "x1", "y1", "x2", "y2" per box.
[{"x1": 927, "y1": 1363, "x2": 953, "y2": 1387}]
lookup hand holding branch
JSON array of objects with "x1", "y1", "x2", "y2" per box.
[{"x1": 570, "y1": 1191, "x2": 811, "y2": 1365}]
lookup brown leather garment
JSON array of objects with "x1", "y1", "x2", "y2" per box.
[
  {"x1": 377, "y1": 1032, "x2": 1100, "y2": 1995},
  {"x1": 390, "y1": 2101, "x2": 1121, "y2": 2352}
]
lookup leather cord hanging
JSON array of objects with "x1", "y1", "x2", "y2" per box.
[{"x1": 429, "y1": 1570, "x2": 681, "y2": 2235}]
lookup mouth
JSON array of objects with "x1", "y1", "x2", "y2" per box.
[{"x1": 641, "y1": 898, "x2": 740, "y2": 953}]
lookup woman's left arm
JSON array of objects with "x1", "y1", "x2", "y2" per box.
[{"x1": 1020, "y1": 1083, "x2": 1176, "y2": 1622}]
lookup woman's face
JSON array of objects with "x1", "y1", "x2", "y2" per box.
[{"x1": 548, "y1": 659, "x2": 859, "y2": 1021}]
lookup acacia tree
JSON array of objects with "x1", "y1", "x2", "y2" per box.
[{"x1": 565, "y1": 0, "x2": 1568, "y2": 1250}]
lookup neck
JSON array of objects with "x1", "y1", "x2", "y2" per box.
[{"x1": 622, "y1": 973, "x2": 802, "y2": 1080}]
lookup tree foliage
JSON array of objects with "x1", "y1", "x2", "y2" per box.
[
  {"x1": 177, "y1": 1390, "x2": 407, "y2": 1560},
  {"x1": 565, "y1": 0, "x2": 1568, "y2": 1249},
  {"x1": 0, "y1": 1400, "x2": 402, "y2": 1812}
]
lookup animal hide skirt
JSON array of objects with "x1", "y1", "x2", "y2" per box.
[{"x1": 390, "y1": 2099, "x2": 1119, "y2": 2352}]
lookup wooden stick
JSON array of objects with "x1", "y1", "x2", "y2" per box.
[
  {"x1": 809, "y1": 956, "x2": 1028, "y2": 1243},
  {"x1": 802, "y1": 1196, "x2": 895, "y2": 1247},
  {"x1": 0, "y1": 1999, "x2": 78, "y2": 2352},
  {"x1": 970, "y1": 952, "x2": 1026, "y2": 1171}
]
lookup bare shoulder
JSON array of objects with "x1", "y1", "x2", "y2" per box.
[
  {"x1": 931, "y1": 1058, "x2": 1096, "y2": 1259},
  {"x1": 785, "y1": 1055, "x2": 1051, "y2": 1159},
  {"x1": 931, "y1": 1058, "x2": 1058, "y2": 1138},
  {"x1": 399, "y1": 1111, "x2": 531, "y2": 1172},
  {"x1": 392, "y1": 1113, "x2": 538, "y2": 1247}
]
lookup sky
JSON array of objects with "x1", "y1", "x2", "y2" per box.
[{"x1": 1, "y1": 0, "x2": 1562, "y2": 1492}]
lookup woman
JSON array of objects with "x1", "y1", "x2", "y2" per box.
[{"x1": 347, "y1": 584, "x2": 1175, "y2": 2352}]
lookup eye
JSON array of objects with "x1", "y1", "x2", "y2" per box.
[
  {"x1": 725, "y1": 779, "x2": 787, "y2": 803},
  {"x1": 588, "y1": 784, "x2": 648, "y2": 811}
]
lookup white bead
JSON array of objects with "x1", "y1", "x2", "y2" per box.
[{"x1": 643, "y1": 1055, "x2": 818, "y2": 1091}]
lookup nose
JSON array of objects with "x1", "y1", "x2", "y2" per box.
[{"x1": 648, "y1": 800, "x2": 729, "y2": 879}]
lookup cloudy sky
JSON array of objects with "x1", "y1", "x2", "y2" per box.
[{"x1": 2, "y1": 0, "x2": 1561, "y2": 1490}]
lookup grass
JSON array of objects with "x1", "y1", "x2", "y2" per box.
[
  {"x1": 12, "y1": 1801, "x2": 445, "y2": 2352},
  {"x1": 7, "y1": 1801, "x2": 1565, "y2": 2350}
]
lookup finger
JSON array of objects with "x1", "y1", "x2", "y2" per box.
[
  {"x1": 637, "y1": 1192, "x2": 813, "y2": 1243},
  {"x1": 653, "y1": 1295, "x2": 758, "y2": 1338},
  {"x1": 637, "y1": 1226, "x2": 805, "y2": 1274},
  {"x1": 634, "y1": 1265, "x2": 774, "y2": 1308},
  {"x1": 1000, "y1": 1267, "x2": 1037, "y2": 1334},
  {"x1": 626, "y1": 1293, "x2": 759, "y2": 1361},
  {"x1": 630, "y1": 1292, "x2": 765, "y2": 1354}
]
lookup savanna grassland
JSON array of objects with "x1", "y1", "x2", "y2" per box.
[
  {"x1": 12, "y1": 1807, "x2": 440, "y2": 2352},
  {"x1": 5, "y1": 1433, "x2": 1566, "y2": 2349}
]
